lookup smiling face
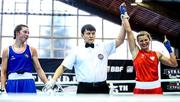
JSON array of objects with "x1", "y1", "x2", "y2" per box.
[
  {"x1": 17, "y1": 26, "x2": 29, "y2": 43},
  {"x1": 137, "y1": 31, "x2": 151, "y2": 51}
]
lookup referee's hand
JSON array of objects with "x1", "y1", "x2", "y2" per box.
[{"x1": 42, "y1": 79, "x2": 56, "y2": 92}]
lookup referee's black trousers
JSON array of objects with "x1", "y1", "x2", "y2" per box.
[{"x1": 77, "y1": 81, "x2": 109, "y2": 94}]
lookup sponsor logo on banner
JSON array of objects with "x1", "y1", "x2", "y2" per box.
[
  {"x1": 109, "y1": 82, "x2": 135, "y2": 93},
  {"x1": 107, "y1": 66, "x2": 124, "y2": 72},
  {"x1": 163, "y1": 69, "x2": 180, "y2": 79},
  {"x1": 167, "y1": 81, "x2": 180, "y2": 90}
]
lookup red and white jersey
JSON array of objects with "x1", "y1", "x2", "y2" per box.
[{"x1": 133, "y1": 50, "x2": 159, "y2": 81}]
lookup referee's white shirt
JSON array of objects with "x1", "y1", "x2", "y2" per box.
[{"x1": 62, "y1": 40, "x2": 116, "y2": 82}]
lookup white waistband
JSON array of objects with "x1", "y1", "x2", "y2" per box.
[
  {"x1": 135, "y1": 80, "x2": 161, "y2": 89},
  {"x1": 8, "y1": 72, "x2": 34, "y2": 80}
]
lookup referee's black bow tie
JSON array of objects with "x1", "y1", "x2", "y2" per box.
[{"x1": 85, "y1": 43, "x2": 94, "y2": 48}]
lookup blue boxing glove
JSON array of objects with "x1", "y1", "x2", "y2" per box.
[
  {"x1": 119, "y1": 3, "x2": 129, "y2": 20},
  {"x1": 119, "y1": 4, "x2": 127, "y2": 15},
  {"x1": 164, "y1": 39, "x2": 172, "y2": 53}
]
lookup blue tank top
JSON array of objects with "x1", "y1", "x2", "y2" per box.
[{"x1": 7, "y1": 45, "x2": 33, "y2": 74}]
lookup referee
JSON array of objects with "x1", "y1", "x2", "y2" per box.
[{"x1": 44, "y1": 23, "x2": 126, "y2": 94}]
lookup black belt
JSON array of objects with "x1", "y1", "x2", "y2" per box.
[
  {"x1": 16, "y1": 71, "x2": 25, "y2": 74},
  {"x1": 79, "y1": 81, "x2": 107, "y2": 87}
]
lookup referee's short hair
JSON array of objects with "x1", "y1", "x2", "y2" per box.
[{"x1": 81, "y1": 24, "x2": 96, "y2": 35}]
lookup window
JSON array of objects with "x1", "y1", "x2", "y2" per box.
[{"x1": 0, "y1": 0, "x2": 171, "y2": 59}]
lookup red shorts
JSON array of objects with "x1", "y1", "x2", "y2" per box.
[{"x1": 133, "y1": 87, "x2": 163, "y2": 94}]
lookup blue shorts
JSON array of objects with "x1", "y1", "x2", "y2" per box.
[{"x1": 6, "y1": 79, "x2": 37, "y2": 93}]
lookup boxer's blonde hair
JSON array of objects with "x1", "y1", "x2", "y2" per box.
[{"x1": 137, "y1": 31, "x2": 152, "y2": 41}]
